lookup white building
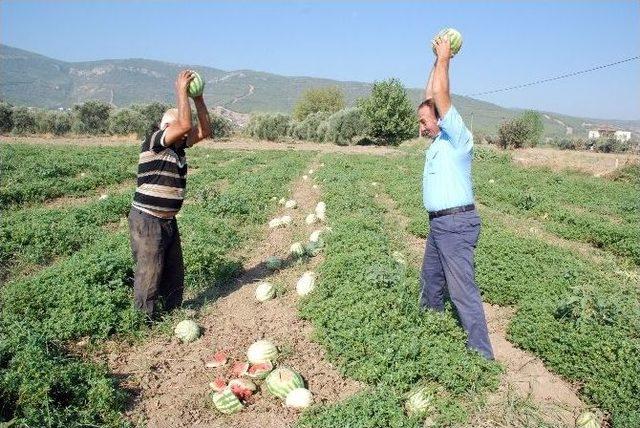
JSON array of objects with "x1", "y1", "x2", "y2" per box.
[
  {"x1": 614, "y1": 130, "x2": 631, "y2": 142},
  {"x1": 588, "y1": 126, "x2": 631, "y2": 142}
]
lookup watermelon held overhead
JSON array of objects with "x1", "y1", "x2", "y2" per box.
[
  {"x1": 188, "y1": 71, "x2": 205, "y2": 98},
  {"x1": 432, "y1": 28, "x2": 463, "y2": 56}
]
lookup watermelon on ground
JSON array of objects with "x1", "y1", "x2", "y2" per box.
[
  {"x1": 211, "y1": 388, "x2": 243, "y2": 414},
  {"x1": 265, "y1": 367, "x2": 304, "y2": 399},
  {"x1": 246, "y1": 361, "x2": 273, "y2": 379}
]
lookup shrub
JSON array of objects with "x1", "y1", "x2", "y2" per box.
[
  {"x1": 11, "y1": 107, "x2": 37, "y2": 135},
  {"x1": 0, "y1": 101, "x2": 13, "y2": 133},
  {"x1": 246, "y1": 113, "x2": 292, "y2": 141},
  {"x1": 50, "y1": 111, "x2": 73, "y2": 135},
  {"x1": 292, "y1": 86, "x2": 345, "y2": 121},
  {"x1": 33, "y1": 109, "x2": 55, "y2": 134},
  {"x1": 498, "y1": 110, "x2": 544, "y2": 149},
  {"x1": 358, "y1": 78, "x2": 417, "y2": 145},
  {"x1": 324, "y1": 108, "x2": 371, "y2": 146},
  {"x1": 108, "y1": 108, "x2": 146, "y2": 136},
  {"x1": 131, "y1": 102, "x2": 169, "y2": 135},
  {"x1": 291, "y1": 111, "x2": 331, "y2": 142},
  {"x1": 593, "y1": 137, "x2": 616, "y2": 153},
  {"x1": 550, "y1": 137, "x2": 577, "y2": 150},
  {"x1": 72, "y1": 100, "x2": 112, "y2": 135},
  {"x1": 209, "y1": 113, "x2": 234, "y2": 140}
]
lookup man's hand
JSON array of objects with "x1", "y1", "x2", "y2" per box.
[
  {"x1": 164, "y1": 70, "x2": 195, "y2": 147},
  {"x1": 175, "y1": 70, "x2": 195, "y2": 95},
  {"x1": 433, "y1": 36, "x2": 453, "y2": 60}
]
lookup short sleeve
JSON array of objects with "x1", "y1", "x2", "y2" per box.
[
  {"x1": 147, "y1": 129, "x2": 166, "y2": 153},
  {"x1": 439, "y1": 106, "x2": 472, "y2": 149}
]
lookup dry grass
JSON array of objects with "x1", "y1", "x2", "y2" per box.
[{"x1": 510, "y1": 147, "x2": 639, "y2": 176}]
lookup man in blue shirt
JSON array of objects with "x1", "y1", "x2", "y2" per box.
[{"x1": 417, "y1": 36, "x2": 494, "y2": 359}]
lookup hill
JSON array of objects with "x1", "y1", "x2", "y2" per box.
[{"x1": 1, "y1": 44, "x2": 638, "y2": 137}]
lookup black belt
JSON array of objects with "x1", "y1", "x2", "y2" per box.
[{"x1": 429, "y1": 204, "x2": 475, "y2": 220}]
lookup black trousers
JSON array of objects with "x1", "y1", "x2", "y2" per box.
[{"x1": 128, "y1": 208, "x2": 184, "y2": 317}]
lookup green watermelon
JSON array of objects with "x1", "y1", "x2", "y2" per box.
[
  {"x1": 432, "y1": 28, "x2": 463, "y2": 56},
  {"x1": 265, "y1": 256, "x2": 283, "y2": 271},
  {"x1": 576, "y1": 412, "x2": 600, "y2": 428},
  {"x1": 174, "y1": 320, "x2": 200, "y2": 343},
  {"x1": 247, "y1": 339, "x2": 278, "y2": 364},
  {"x1": 404, "y1": 384, "x2": 440, "y2": 416},
  {"x1": 188, "y1": 71, "x2": 205, "y2": 98},
  {"x1": 211, "y1": 388, "x2": 243, "y2": 414},
  {"x1": 265, "y1": 367, "x2": 304, "y2": 399}
]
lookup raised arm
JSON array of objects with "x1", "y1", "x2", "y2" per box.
[
  {"x1": 432, "y1": 37, "x2": 453, "y2": 118},
  {"x1": 424, "y1": 61, "x2": 436, "y2": 101},
  {"x1": 186, "y1": 96, "x2": 212, "y2": 147},
  {"x1": 164, "y1": 70, "x2": 194, "y2": 146}
]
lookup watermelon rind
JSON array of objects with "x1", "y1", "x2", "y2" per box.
[
  {"x1": 211, "y1": 388, "x2": 243, "y2": 414},
  {"x1": 265, "y1": 367, "x2": 304, "y2": 399},
  {"x1": 246, "y1": 361, "x2": 274, "y2": 379}
]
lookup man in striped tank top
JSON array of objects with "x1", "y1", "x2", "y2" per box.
[{"x1": 129, "y1": 70, "x2": 212, "y2": 319}]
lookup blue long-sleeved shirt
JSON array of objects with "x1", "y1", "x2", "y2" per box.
[{"x1": 422, "y1": 105, "x2": 475, "y2": 212}]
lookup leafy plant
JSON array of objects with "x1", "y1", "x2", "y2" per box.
[
  {"x1": 292, "y1": 86, "x2": 345, "y2": 121},
  {"x1": 358, "y1": 78, "x2": 417, "y2": 145}
]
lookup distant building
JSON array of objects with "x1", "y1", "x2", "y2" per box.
[
  {"x1": 587, "y1": 125, "x2": 630, "y2": 141},
  {"x1": 614, "y1": 130, "x2": 631, "y2": 142}
]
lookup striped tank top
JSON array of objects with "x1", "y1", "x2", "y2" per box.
[{"x1": 132, "y1": 129, "x2": 187, "y2": 218}]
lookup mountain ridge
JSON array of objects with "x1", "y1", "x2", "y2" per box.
[{"x1": 2, "y1": 44, "x2": 638, "y2": 137}]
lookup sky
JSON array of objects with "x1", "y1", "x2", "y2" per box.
[{"x1": 2, "y1": 1, "x2": 639, "y2": 120}]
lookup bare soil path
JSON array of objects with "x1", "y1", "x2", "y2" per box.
[{"x1": 102, "y1": 157, "x2": 361, "y2": 428}]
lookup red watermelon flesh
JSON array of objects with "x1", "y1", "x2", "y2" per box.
[
  {"x1": 205, "y1": 351, "x2": 228, "y2": 368},
  {"x1": 229, "y1": 378, "x2": 257, "y2": 401},
  {"x1": 230, "y1": 361, "x2": 250, "y2": 377},
  {"x1": 247, "y1": 361, "x2": 273, "y2": 379},
  {"x1": 209, "y1": 377, "x2": 227, "y2": 392}
]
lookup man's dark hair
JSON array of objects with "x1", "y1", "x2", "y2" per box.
[{"x1": 418, "y1": 99, "x2": 440, "y2": 119}]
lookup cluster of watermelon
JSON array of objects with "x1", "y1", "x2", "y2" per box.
[{"x1": 205, "y1": 339, "x2": 313, "y2": 414}]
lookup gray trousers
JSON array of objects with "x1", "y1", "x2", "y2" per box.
[
  {"x1": 128, "y1": 208, "x2": 184, "y2": 318},
  {"x1": 419, "y1": 209, "x2": 494, "y2": 359}
]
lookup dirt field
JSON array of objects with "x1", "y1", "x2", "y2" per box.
[{"x1": 510, "y1": 147, "x2": 639, "y2": 176}]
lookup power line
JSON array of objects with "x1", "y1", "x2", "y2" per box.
[{"x1": 465, "y1": 56, "x2": 640, "y2": 97}]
